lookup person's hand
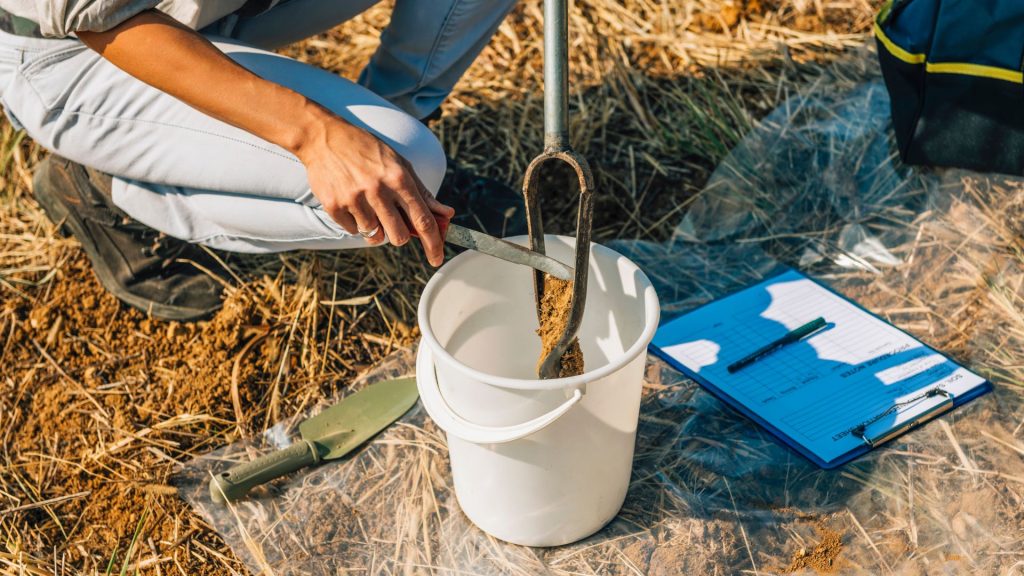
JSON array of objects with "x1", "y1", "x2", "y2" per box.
[{"x1": 296, "y1": 113, "x2": 453, "y2": 266}]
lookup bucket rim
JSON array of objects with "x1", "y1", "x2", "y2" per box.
[{"x1": 418, "y1": 235, "x2": 660, "y2": 391}]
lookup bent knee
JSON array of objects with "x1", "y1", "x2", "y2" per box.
[
  {"x1": 214, "y1": 48, "x2": 447, "y2": 195},
  {"x1": 402, "y1": 119, "x2": 446, "y2": 197},
  {"x1": 345, "y1": 105, "x2": 446, "y2": 195}
]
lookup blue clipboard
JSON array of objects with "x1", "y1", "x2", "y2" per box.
[{"x1": 648, "y1": 268, "x2": 993, "y2": 469}]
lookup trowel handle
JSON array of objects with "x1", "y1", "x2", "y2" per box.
[{"x1": 209, "y1": 440, "x2": 320, "y2": 504}]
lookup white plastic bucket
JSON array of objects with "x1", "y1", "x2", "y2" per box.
[{"x1": 417, "y1": 235, "x2": 660, "y2": 546}]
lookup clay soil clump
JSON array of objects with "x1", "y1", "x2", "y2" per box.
[{"x1": 536, "y1": 275, "x2": 584, "y2": 377}]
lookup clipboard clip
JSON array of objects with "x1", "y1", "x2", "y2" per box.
[{"x1": 853, "y1": 388, "x2": 955, "y2": 448}]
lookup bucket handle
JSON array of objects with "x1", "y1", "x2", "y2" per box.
[{"x1": 416, "y1": 344, "x2": 583, "y2": 445}]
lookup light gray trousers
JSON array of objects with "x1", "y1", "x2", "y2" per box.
[{"x1": 0, "y1": 0, "x2": 516, "y2": 253}]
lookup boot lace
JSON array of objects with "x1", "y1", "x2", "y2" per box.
[{"x1": 114, "y1": 217, "x2": 191, "y2": 275}]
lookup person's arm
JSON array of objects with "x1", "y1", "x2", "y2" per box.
[{"x1": 77, "y1": 10, "x2": 452, "y2": 266}]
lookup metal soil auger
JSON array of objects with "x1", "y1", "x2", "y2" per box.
[{"x1": 524, "y1": 0, "x2": 596, "y2": 379}]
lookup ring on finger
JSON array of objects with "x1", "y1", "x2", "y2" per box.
[{"x1": 357, "y1": 225, "x2": 380, "y2": 239}]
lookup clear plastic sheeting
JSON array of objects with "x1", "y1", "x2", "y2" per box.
[{"x1": 177, "y1": 67, "x2": 1024, "y2": 574}]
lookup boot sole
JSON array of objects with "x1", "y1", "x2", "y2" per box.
[{"x1": 34, "y1": 160, "x2": 220, "y2": 322}]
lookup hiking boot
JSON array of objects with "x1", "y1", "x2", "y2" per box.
[
  {"x1": 33, "y1": 156, "x2": 226, "y2": 321},
  {"x1": 436, "y1": 160, "x2": 528, "y2": 238}
]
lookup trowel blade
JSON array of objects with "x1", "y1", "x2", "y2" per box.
[
  {"x1": 444, "y1": 223, "x2": 575, "y2": 281},
  {"x1": 299, "y1": 377, "x2": 418, "y2": 460}
]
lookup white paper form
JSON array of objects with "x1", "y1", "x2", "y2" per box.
[{"x1": 652, "y1": 269, "x2": 987, "y2": 464}]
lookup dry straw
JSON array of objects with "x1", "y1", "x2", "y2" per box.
[{"x1": 0, "y1": 1, "x2": 885, "y2": 574}]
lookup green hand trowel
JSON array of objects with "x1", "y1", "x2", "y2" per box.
[{"x1": 209, "y1": 377, "x2": 418, "y2": 504}]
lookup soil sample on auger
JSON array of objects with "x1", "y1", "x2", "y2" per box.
[{"x1": 536, "y1": 274, "x2": 584, "y2": 377}]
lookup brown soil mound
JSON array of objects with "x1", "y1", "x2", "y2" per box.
[
  {"x1": 2, "y1": 254, "x2": 410, "y2": 573},
  {"x1": 3, "y1": 258, "x2": 251, "y2": 573},
  {"x1": 785, "y1": 521, "x2": 845, "y2": 573},
  {"x1": 535, "y1": 275, "x2": 584, "y2": 377}
]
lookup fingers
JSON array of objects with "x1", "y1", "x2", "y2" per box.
[
  {"x1": 349, "y1": 197, "x2": 385, "y2": 245},
  {"x1": 375, "y1": 158, "x2": 446, "y2": 267},
  {"x1": 401, "y1": 158, "x2": 454, "y2": 219},
  {"x1": 308, "y1": 139, "x2": 450, "y2": 266},
  {"x1": 322, "y1": 203, "x2": 358, "y2": 236},
  {"x1": 373, "y1": 196, "x2": 412, "y2": 249},
  {"x1": 395, "y1": 185, "x2": 444, "y2": 267}
]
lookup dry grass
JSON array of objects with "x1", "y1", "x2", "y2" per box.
[{"x1": 0, "y1": 1, "x2": 882, "y2": 574}]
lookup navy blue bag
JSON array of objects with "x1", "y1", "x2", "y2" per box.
[{"x1": 876, "y1": 0, "x2": 1024, "y2": 175}]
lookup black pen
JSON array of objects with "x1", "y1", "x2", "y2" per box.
[{"x1": 727, "y1": 317, "x2": 828, "y2": 374}]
